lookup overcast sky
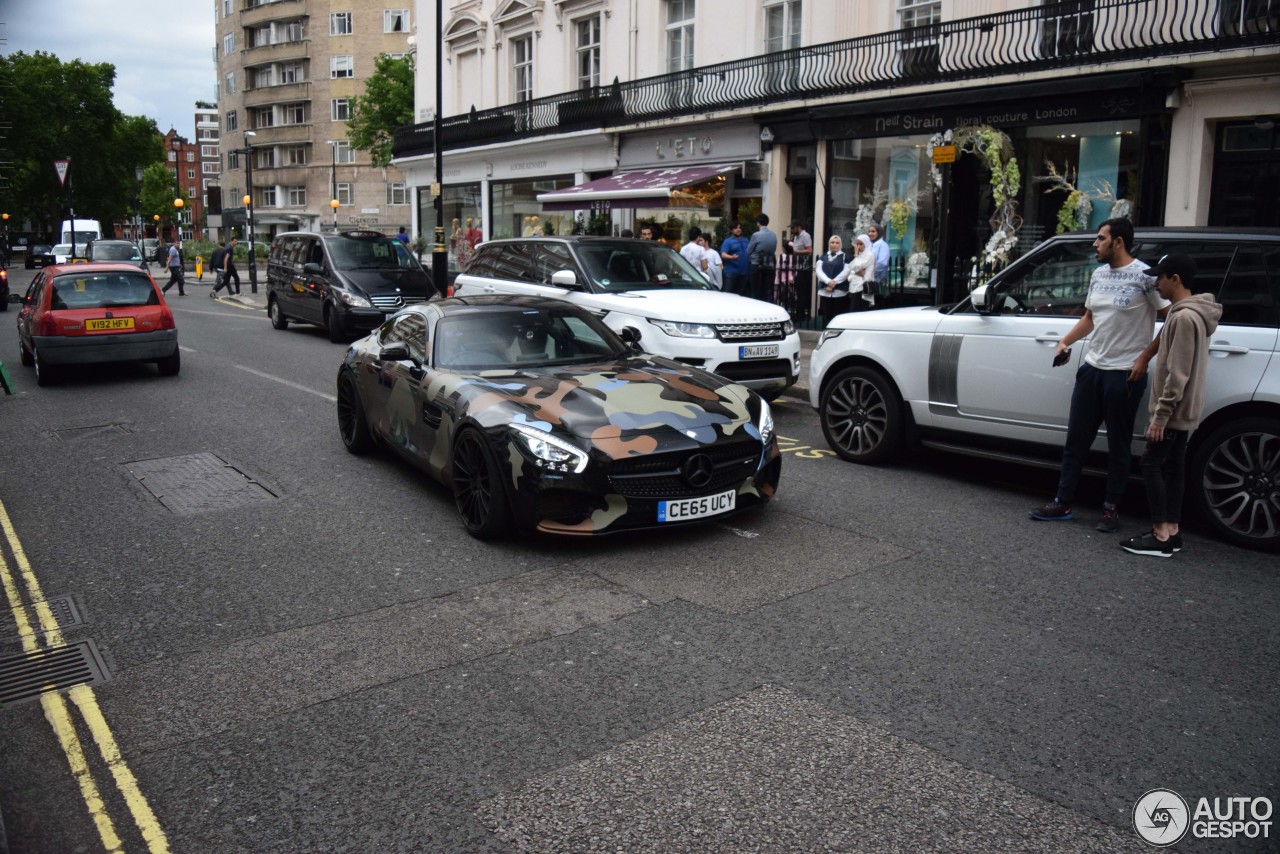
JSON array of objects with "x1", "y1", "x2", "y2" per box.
[{"x1": 1, "y1": 0, "x2": 218, "y2": 138}]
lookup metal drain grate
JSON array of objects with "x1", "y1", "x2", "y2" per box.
[
  {"x1": 0, "y1": 640, "x2": 110, "y2": 706},
  {"x1": 124, "y1": 452, "x2": 278, "y2": 515},
  {"x1": 48, "y1": 423, "x2": 134, "y2": 442},
  {"x1": 0, "y1": 595, "x2": 84, "y2": 638}
]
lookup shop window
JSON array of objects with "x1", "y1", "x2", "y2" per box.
[
  {"x1": 1040, "y1": 0, "x2": 1095, "y2": 58},
  {"x1": 490, "y1": 177, "x2": 573, "y2": 240}
]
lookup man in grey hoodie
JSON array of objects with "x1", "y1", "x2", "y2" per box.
[{"x1": 1121, "y1": 254, "x2": 1222, "y2": 557}]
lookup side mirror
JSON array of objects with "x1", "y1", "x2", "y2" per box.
[
  {"x1": 550, "y1": 269, "x2": 577, "y2": 288},
  {"x1": 379, "y1": 342, "x2": 411, "y2": 362},
  {"x1": 303, "y1": 262, "x2": 324, "y2": 275},
  {"x1": 969, "y1": 284, "x2": 992, "y2": 314},
  {"x1": 619, "y1": 326, "x2": 642, "y2": 352},
  {"x1": 7, "y1": 293, "x2": 24, "y2": 304}
]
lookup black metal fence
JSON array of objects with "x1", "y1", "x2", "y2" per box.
[
  {"x1": 749, "y1": 254, "x2": 933, "y2": 329},
  {"x1": 394, "y1": 0, "x2": 1279, "y2": 158}
]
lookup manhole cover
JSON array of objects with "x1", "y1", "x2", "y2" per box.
[
  {"x1": 48, "y1": 423, "x2": 134, "y2": 442},
  {"x1": 0, "y1": 640, "x2": 110, "y2": 707},
  {"x1": 0, "y1": 595, "x2": 83, "y2": 639},
  {"x1": 123, "y1": 452, "x2": 278, "y2": 515}
]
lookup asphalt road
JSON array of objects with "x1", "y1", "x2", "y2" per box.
[{"x1": 0, "y1": 266, "x2": 1276, "y2": 853}]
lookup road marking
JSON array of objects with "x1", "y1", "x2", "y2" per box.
[
  {"x1": 235, "y1": 365, "x2": 336, "y2": 402},
  {"x1": 179, "y1": 346, "x2": 197, "y2": 353},
  {"x1": 717, "y1": 524, "x2": 760, "y2": 539},
  {"x1": 0, "y1": 499, "x2": 171, "y2": 854}
]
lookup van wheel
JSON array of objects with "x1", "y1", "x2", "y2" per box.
[
  {"x1": 269, "y1": 297, "x2": 289, "y2": 330},
  {"x1": 326, "y1": 305, "x2": 345, "y2": 343},
  {"x1": 1189, "y1": 416, "x2": 1280, "y2": 552},
  {"x1": 819, "y1": 366, "x2": 903, "y2": 465}
]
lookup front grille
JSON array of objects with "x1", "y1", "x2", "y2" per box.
[
  {"x1": 608, "y1": 440, "x2": 761, "y2": 498},
  {"x1": 401, "y1": 296, "x2": 429, "y2": 305},
  {"x1": 716, "y1": 322, "x2": 784, "y2": 342},
  {"x1": 370, "y1": 294, "x2": 405, "y2": 310},
  {"x1": 713, "y1": 359, "x2": 792, "y2": 381}
]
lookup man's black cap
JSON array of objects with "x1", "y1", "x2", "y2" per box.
[{"x1": 1145, "y1": 253, "x2": 1197, "y2": 285}]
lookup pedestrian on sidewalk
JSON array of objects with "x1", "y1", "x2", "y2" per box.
[
  {"x1": 746, "y1": 213, "x2": 778, "y2": 302},
  {"x1": 1121, "y1": 254, "x2": 1221, "y2": 558},
  {"x1": 815, "y1": 235, "x2": 850, "y2": 327},
  {"x1": 222, "y1": 237, "x2": 242, "y2": 295},
  {"x1": 208, "y1": 241, "x2": 228, "y2": 298},
  {"x1": 1028, "y1": 218, "x2": 1169, "y2": 533},
  {"x1": 162, "y1": 241, "x2": 185, "y2": 296}
]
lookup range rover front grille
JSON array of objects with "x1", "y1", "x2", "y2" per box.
[{"x1": 716, "y1": 322, "x2": 785, "y2": 342}]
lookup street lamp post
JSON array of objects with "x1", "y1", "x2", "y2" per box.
[
  {"x1": 327, "y1": 140, "x2": 339, "y2": 231},
  {"x1": 134, "y1": 166, "x2": 144, "y2": 245},
  {"x1": 242, "y1": 131, "x2": 258, "y2": 293},
  {"x1": 170, "y1": 138, "x2": 184, "y2": 243},
  {"x1": 432, "y1": 0, "x2": 447, "y2": 298}
]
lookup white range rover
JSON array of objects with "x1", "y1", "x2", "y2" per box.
[
  {"x1": 451, "y1": 237, "x2": 801, "y2": 399},
  {"x1": 809, "y1": 228, "x2": 1280, "y2": 552}
]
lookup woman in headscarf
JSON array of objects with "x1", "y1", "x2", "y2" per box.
[
  {"x1": 815, "y1": 234, "x2": 851, "y2": 328},
  {"x1": 849, "y1": 234, "x2": 878, "y2": 309}
]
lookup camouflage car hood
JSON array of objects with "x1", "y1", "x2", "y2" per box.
[{"x1": 450, "y1": 357, "x2": 757, "y2": 447}]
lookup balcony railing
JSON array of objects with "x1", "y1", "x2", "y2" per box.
[{"x1": 394, "y1": 0, "x2": 1280, "y2": 159}]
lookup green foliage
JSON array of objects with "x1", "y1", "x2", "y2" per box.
[
  {"x1": 347, "y1": 53, "x2": 415, "y2": 168},
  {"x1": 1056, "y1": 190, "x2": 1083, "y2": 235},
  {"x1": 736, "y1": 198, "x2": 762, "y2": 238}
]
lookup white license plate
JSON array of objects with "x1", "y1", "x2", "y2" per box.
[
  {"x1": 658, "y1": 489, "x2": 736, "y2": 522},
  {"x1": 739, "y1": 344, "x2": 779, "y2": 359}
]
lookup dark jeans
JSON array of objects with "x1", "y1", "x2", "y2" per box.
[
  {"x1": 818, "y1": 293, "x2": 850, "y2": 327},
  {"x1": 163, "y1": 265, "x2": 185, "y2": 294},
  {"x1": 747, "y1": 265, "x2": 774, "y2": 301},
  {"x1": 1141, "y1": 429, "x2": 1188, "y2": 524},
  {"x1": 722, "y1": 272, "x2": 749, "y2": 296},
  {"x1": 221, "y1": 266, "x2": 241, "y2": 294},
  {"x1": 1056, "y1": 362, "x2": 1147, "y2": 506}
]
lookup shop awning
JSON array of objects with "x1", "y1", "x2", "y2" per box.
[{"x1": 537, "y1": 162, "x2": 744, "y2": 211}]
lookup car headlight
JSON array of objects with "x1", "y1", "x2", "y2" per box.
[
  {"x1": 511, "y1": 422, "x2": 589, "y2": 474},
  {"x1": 756, "y1": 400, "x2": 775, "y2": 445},
  {"x1": 782, "y1": 319, "x2": 796, "y2": 336},
  {"x1": 650, "y1": 320, "x2": 717, "y2": 339},
  {"x1": 337, "y1": 290, "x2": 372, "y2": 308},
  {"x1": 817, "y1": 329, "x2": 844, "y2": 349}
]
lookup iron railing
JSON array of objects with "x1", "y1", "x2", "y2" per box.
[{"x1": 394, "y1": 0, "x2": 1280, "y2": 158}]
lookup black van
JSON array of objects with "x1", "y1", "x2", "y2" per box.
[{"x1": 266, "y1": 230, "x2": 436, "y2": 342}]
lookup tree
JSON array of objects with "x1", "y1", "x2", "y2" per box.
[{"x1": 347, "y1": 53, "x2": 415, "y2": 168}]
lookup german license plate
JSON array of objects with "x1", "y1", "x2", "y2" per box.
[
  {"x1": 739, "y1": 344, "x2": 778, "y2": 359},
  {"x1": 658, "y1": 488, "x2": 736, "y2": 522},
  {"x1": 85, "y1": 317, "x2": 135, "y2": 331}
]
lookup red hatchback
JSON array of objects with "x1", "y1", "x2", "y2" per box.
[{"x1": 11, "y1": 262, "x2": 179, "y2": 386}]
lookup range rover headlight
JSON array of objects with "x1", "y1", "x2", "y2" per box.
[
  {"x1": 337, "y1": 290, "x2": 372, "y2": 308},
  {"x1": 782, "y1": 319, "x2": 796, "y2": 336},
  {"x1": 817, "y1": 329, "x2": 844, "y2": 349},
  {"x1": 651, "y1": 320, "x2": 717, "y2": 339},
  {"x1": 756, "y1": 400, "x2": 775, "y2": 445},
  {"x1": 511, "y1": 422, "x2": 589, "y2": 474}
]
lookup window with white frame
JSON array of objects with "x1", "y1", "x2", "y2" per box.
[
  {"x1": 333, "y1": 141, "x2": 355, "y2": 163},
  {"x1": 186, "y1": 151, "x2": 195, "y2": 161},
  {"x1": 386, "y1": 182, "x2": 408, "y2": 205},
  {"x1": 205, "y1": 162, "x2": 222, "y2": 175},
  {"x1": 512, "y1": 36, "x2": 533, "y2": 101},
  {"x1": 251, "y1": 27, "x2": 270, "y2": 47},
  {"x1": 280, "y1": 62, "x2": 304, "y2": 84},
  {"x1": 331, "y1": 55, "x2": 354, "y2": 78},
  {"x1": 765, "y1": 0, "x2": 802, "y2": 52},
  {"x1": 226, "y1": 110, "x2": 237, "y2": 131},
  {"x1": 256, "y1": 148, "x2": 275, "y2": 168},
  {"x1": 385, "y1": 9, "x2": 409, "y2": 33},
  {"x1": 330, "y1": 12, "x2": 352, "y2": 35},
  {"x1": 279, "y1": 21, "x2": 304, "y2": 43},
  {"x1": 283, "y1": 103, "x2": 306, "y2": 124},
  {"x1": 224, "y1": 72, "x2": 235, "y2": 94},
  {"x1": 337, "y1": 183, "x2": 353, "y2": 205},
  {"x1": 575, "y1": 15, "x2": 601, "y2": 89},
  {"x1": 899, "y1": 0, "x2": 941, "y2": 29},
  {"x1": 188, "y1": 187, "x2": 197, "y2": 199},
  {"x1": 228, "y1": 151, "x2": 240, "y2": 170},
  {"x1": 287, "y1": 186, "x2": 307, "y2": 206},
  {"x1": 285, "y1": 145, "x2": 307, "y2": 165},
  {"x1": 223, "y1": 32, "x2": 235, "y2": 56},
  {"x1": 255, "y1": 107, "x2": 275, "y2": 127},
  {"x1": 251, "y1": 67, "x2": 274, "y2": 88},
  {"x1": 666, "y1": 0, "x2": 695, "y2": 72},
  {"x1": 168, "y1": 151, "x2": 177, "y2": 162},
  {"x1": 261, "y1": 186, "x2": 278, "y2": 206},
  {"x1": 187, "y1": 168, "x2": 196, "y2": 179},
  {"x1": 222, "y1": 0, "x2": 232, "y2": 16},
  {"x1": 331, "y1": 99, "x2": 351, "y2": 121}
]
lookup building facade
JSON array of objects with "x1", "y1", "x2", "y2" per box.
[
  {"x1": 393, "y1": 0, "x2": 1280, "y2": 304},
  {"x1": 212, "y1": 0, "x2": 416, "y2": 243}
]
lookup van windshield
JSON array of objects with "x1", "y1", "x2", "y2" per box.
[{"x1": 327, "y1": 235, "x2": 421, "y2": 271}]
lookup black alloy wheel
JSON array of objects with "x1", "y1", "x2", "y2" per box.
[
  {"x1": 1190, "y1": 417, "x2": 1280, "y2": 552},
  {"x1": 337, "y1": 370, "x2": 375, "y2": 455},
  {"x1": 269, "y1": 297, "x2": 289, "y2": 330},
  {"x1": 820, "y1": 365, "x2": 903, "y2": 465},
  {"x1": 451, "y1": 429, "x2": 511, "y2": 539}
]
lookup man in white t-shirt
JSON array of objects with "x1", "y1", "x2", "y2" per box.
[
  {"x1": 1029, "y1": 217, "x2": 1169, "y2": 533},
  {"x1": 680, "y1": 226, "x2": 711, "y2": 280}
]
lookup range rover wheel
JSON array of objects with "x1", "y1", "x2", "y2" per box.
[
  {"x1": 451, "y1": 429, "x2": 511, "y2": 539},
  {"x1": 819, "y1": 365, "x2": 903, "y2": 465},
  {"x1": 1189, "y1": 416, "x2": 1280, "y2": 552},
  {"x1": 269, "y1": 297, "x2": 289, "y2": 330},
  {"x1": 326, "y1": 304, "x2": 345, "y2": 343},
  {"x1": 336, "y1": 370, "x2": 374, "y2": 455}
]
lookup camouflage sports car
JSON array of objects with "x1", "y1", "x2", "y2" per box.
[{"x1": 337, "y1": 295, "x2": 781, "y2": 538}]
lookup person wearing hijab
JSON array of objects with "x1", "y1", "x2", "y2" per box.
[
  {"x1": 849, "y1": 234, "x2": 878, "y2": 308},
  {"x1": 815, "y1": 235, "x2": 851, "y2": 327}
]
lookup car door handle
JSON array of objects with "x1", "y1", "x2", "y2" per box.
[
  {"x1": 1208, "y1": 343, "x2": 1249, "y2": 355},
  {"x1": 1034, "y1": 334, "x2": 1062, "y2": 343},
  {"x1": 483, "y1": 285, "x2": 496, "y2": 293}
]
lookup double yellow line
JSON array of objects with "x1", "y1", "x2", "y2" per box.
[{"x1": 0, "y1": 499, "x2": 170, "y2": 853}]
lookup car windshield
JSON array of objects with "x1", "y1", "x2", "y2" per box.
[
  {"x1": 92, "y1": 243, "x2": 142, "y2": 261},
  {"x1": 50, "y1": 271, "x2": 159, "y2": 309},
  {"x1": 573, "y1": 241, "x2": 711, "y2": 293},
  {"x1": 327, "y1": 235, "x2": 421, "y2": 271},
  {"x1": 434, "y1": 308, "x2": 628, "y2": 370},
  {"x1": 52, "y1": 244, "x2": 73, "y2": 255}
]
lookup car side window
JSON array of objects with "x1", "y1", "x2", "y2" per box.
[
  {"x1": 1132, "y1": 241, "x2": 1234, "y2": 309},
  {"x1": 1218, "y1": 243, "x2": 1279, "y2": 328},
  {"x1": 398, "y1": 313, "x2": 428, "y2": 363},
  {"x1": 465, "y1": 247, "x2": 496, "y2": 277},
  {"x1": 988, "y1": 241, "x2": 1097, "y2": 317},
  {"x1": 530, "y1": 242, "x2": 575, "y2": 285},
  {"x1": 491, "y1": 244, "x2": 536, "y2": 283}
]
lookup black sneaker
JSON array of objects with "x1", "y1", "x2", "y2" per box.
[
  {"x1": 1168, "y1": 533, "x2": 1184, "y2": 552},
  {"x1": 1029, "y1": 501, "x2": 1073, "y2": 521},
  {"x1": 1121, "y1": 532, "x2": 1174, "y2": 557},
  {"x1": 1096, "y1": 503, "x2": 1120, "y2": 533}
]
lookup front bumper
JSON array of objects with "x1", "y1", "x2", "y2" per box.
[{"x1": 34, "y1": 330, "x2": 178, "y2": 365}]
